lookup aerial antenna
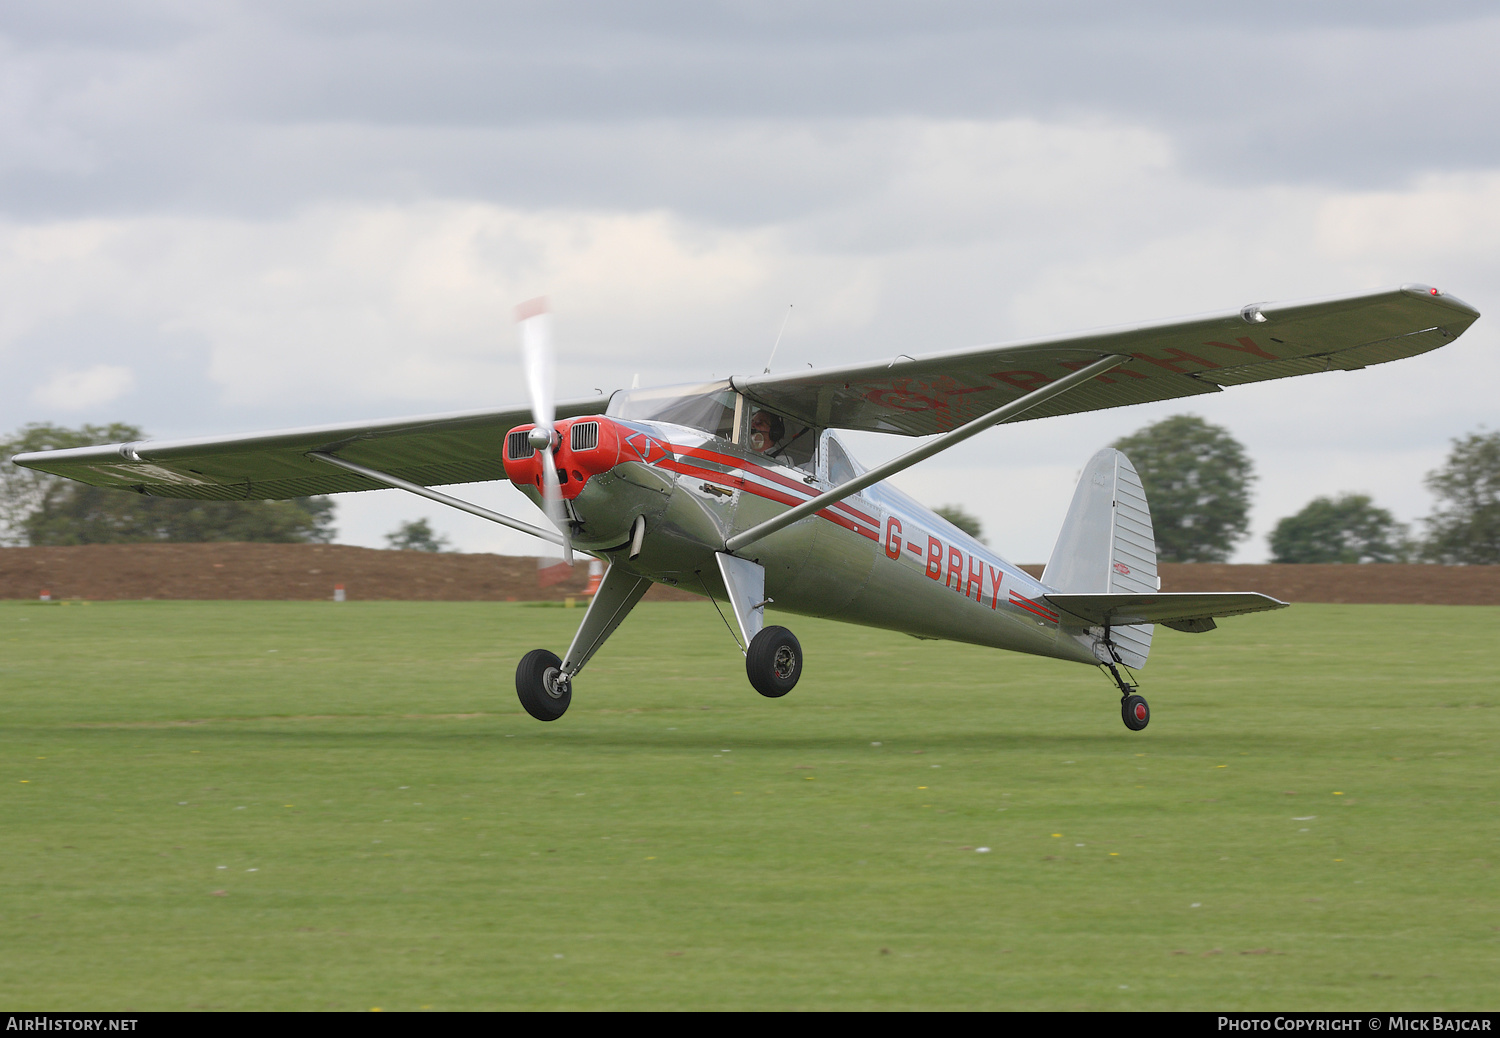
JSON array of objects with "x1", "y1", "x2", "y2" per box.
[{"x1": 763, "y1": 304, "x2": 793, "y2": 374}]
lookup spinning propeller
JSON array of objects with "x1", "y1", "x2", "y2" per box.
[{"x1": 516, "y1": 297, "x2": 573, "y2": 565}]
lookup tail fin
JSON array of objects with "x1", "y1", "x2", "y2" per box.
[{"x1": 1042, "y1": 448, "x2": 1158, "y2": 667}]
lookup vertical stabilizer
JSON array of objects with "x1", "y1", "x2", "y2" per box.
[{"x1": 1041, "y1": 448, "x2": 1158, "y2": 668}]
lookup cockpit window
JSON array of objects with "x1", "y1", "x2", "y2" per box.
[
  {"x1": 749, "y1": 407, "x2": 817, "y2": 472},
  {"x1": 607, "y1": 381, "x2": 737, "y2": 439}
]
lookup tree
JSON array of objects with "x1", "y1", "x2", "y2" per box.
[
  {"x1": 1268, "y1": 494, "x2": 1408, "y2": 563},
  {"x1": 1111, "y1": 414, "x2": 1254, "y2": 563},
  {"x1": 385, "y1": 518, "x2": 451, "y2": 553},
  {"x1": 933, "y1": 504, "x2": 985, "y2": 543},
  {"x1": 1421, "y1": 429, "x2": 1500, "y2": 564},
  {"x1": 1, "y1": 422, "x2": 144, "y2": 545},
  {"x1": 2, "y1": 422, "x2": 336, "y2": 546}
]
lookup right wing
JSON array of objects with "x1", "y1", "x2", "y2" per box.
[
  {"x1": 10, "y1": 398, "x2": 604, "y2": 500},
  {"x1": 734, "y1": 284, "x2": 1480, "y2": 436}
]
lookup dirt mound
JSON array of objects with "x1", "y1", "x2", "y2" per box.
[
  {"x1": 2, "y1": 544, "x2": 1496, "y2": 605},
  {"x1": 0, "y1": 543, "x2": 698, "y2": 603}
]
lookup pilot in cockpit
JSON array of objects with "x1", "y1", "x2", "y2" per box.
[{"x1": 748, "y1": 410, "x2": 784, "y2": 454}]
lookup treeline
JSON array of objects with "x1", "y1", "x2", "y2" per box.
[
  {"x1": 1, "y1": 423, "x2": 335, "y2": 547},
  {"x1": 5, "y1": 418, "x2": 1498, "y2": 563},
  {"x1": 1110, "y1": 416, "x2": 1499, "y2": 564}
]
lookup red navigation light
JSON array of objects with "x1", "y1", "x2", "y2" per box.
[{"x1": 1431, "y1": 287, "x2": 1440, "y2": 295}]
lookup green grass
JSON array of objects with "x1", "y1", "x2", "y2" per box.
[{"x1": 1, "y1": 599, "x2": 1496, "y2": 1010}]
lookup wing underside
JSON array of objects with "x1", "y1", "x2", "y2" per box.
[
  {"x1": 9, "y1": 284, "x2": 1479, "y2": 500},
  {"x1": 10, "y1": 399, "x2": 603, "y2": 500},
  {"x1": 733, "y1": 284, "x2": 1479, "y2": 436}
]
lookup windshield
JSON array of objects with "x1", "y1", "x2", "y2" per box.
[{"x1": 607, "y1": 381, "x2": 737, "y2": 439}]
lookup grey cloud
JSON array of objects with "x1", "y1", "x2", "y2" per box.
[{"x1": 2, "y1": 2, "x2": 1499, "y2": 223}]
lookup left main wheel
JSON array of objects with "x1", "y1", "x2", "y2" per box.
[{"x1": 517, "y1": 649, "x2": 571, "y2": 721}]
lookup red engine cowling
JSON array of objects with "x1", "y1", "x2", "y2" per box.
[{"x1": 502, "y1": 416, "x2": 624, "y2": 500}]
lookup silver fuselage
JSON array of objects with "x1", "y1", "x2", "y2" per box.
[{"x1": 518, "y1": 418, "x2": 1099, "y2": 666}]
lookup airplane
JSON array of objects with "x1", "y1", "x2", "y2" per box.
[{"x1": 12, "y1": 284, "x2": 1479, "y2": 729}]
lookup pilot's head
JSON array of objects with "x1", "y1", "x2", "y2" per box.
[{"x1": 749, "y1": 411, "x2": 784, "y2": 453}]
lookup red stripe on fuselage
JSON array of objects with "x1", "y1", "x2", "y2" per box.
[
  {"x1": 672, "y1": 444, "x2": 880, "y2": 528},
  {"x1": 661, "y1": 455, "x2": 880, "y2": 542},
  {"x1": 1008, "y1": 590, "x2": 1059, "y2": 623}
]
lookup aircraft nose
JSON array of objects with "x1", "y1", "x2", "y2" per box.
[{"x1": 502, "y1": 415, "x2": 623, "y2": 498}]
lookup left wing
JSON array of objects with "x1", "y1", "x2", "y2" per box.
[
  {"x1": 10, "y1": 398, "x2": 604, "y2": 500},
  {"x1": 734, "y1": 284, "x2": 1479, "y2": 435}
]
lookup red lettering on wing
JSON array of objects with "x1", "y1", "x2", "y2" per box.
[
  {"x1": 990, "y1": 370, "x2": 1053, "y2": 392},
  {"x1": 987, "y1": 564, "x2": 1003, "y2": 609},
  {"x1": 1130, "y1": 347, "x2": 1220, "y2": 373},
  {"x1": 1205, "y1": 336, "x2": 1278, "y2": 360}
]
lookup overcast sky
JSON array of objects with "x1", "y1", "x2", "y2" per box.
[{"x1": 4, "y1": 2, "x2": 1498, "y2": 562}]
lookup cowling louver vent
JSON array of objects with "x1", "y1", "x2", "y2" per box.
[
  {"x1": 570, "y1": 422, "x2": 600, "y2": 451},
  {"x1": 506, "y1": 430, "x2": 535, "y2": 459}
]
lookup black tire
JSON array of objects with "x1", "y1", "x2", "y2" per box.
[
  {"x1": 516, "y1": 648, "x2": 571, "y2": 721},
  {"x1": 1121, "y1": 694, "x2": 1150, "y2": 731},
  {"x1": 746, "y1": 626, "x2": 802, "y2": 698}
]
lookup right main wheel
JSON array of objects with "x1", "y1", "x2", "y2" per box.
[
  {"x1": 516, "y1": 648, "x2": 571, "y2": 721},
  {"x1": 746, "y1": 626, "x2": 802, "y2": 698}
]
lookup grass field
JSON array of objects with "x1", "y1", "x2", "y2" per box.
[{"x1": 1, "y1": 598, "x2": 1496, "y2": 1010}]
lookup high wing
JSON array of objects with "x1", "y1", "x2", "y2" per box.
[
  {"x1": 10, "y1": 284, "x2": 1479, "y2": 500},
  {"x1": 10, "y1": 399, "x2": 603, "y2": 500},
  {"x1": 733, "y1": 284, "x2": 1479, "y2": 435}
]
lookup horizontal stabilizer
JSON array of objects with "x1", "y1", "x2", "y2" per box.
[{"x1": 1045, "y1": 591, "x2": 1288, "y2": 632}]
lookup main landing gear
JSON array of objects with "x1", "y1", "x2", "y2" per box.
[{"x1": 514, "y1": 563, "x2": 655, "y2": 722}]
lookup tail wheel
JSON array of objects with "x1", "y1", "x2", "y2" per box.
[
  {"x1": 746, "y1": 626, "x2": 802, "y2": 698},
  {"x1": 517, "y1": 648, "x2": 571, "y2": 721},
  {"x1": 1121, "y1": 694, "x2": 1150, "y2": 731}
]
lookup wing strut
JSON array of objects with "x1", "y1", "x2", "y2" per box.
[
  {"x1": 307, "y1": 451, "x2": 568, "y2": 548},
  {"x1": 725, "y1": 353, "x2": 1129, "y2": 553}
]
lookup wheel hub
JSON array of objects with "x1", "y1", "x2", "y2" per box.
[
  {"x1": 542, "y1": 667, "x2": 569, "y2": 700},
  {"x1": 772, "y1": 646, "x2": 796, "y2": 680}
]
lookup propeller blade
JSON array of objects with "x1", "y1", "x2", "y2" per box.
[
  {"x1": 516, "y1": 296, "x2": 554, "y2": 438},
  {"x1": 517, "y1": 297, "x2": 572, "y2": 565},
  {"x1": 540, "y1": 445, "x2": 573, "y2": 565}
]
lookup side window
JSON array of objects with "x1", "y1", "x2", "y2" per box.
[{"x1": 824, "y1": 435, "x2": 857, "y2": 486}]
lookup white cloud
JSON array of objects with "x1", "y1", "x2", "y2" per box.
[
  {"x1": 2, "y1": 115, "x2": 1496, "y2": 561},
  {"x1": 32, "y1": 362, "x2": 134, "y2": 410}
]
